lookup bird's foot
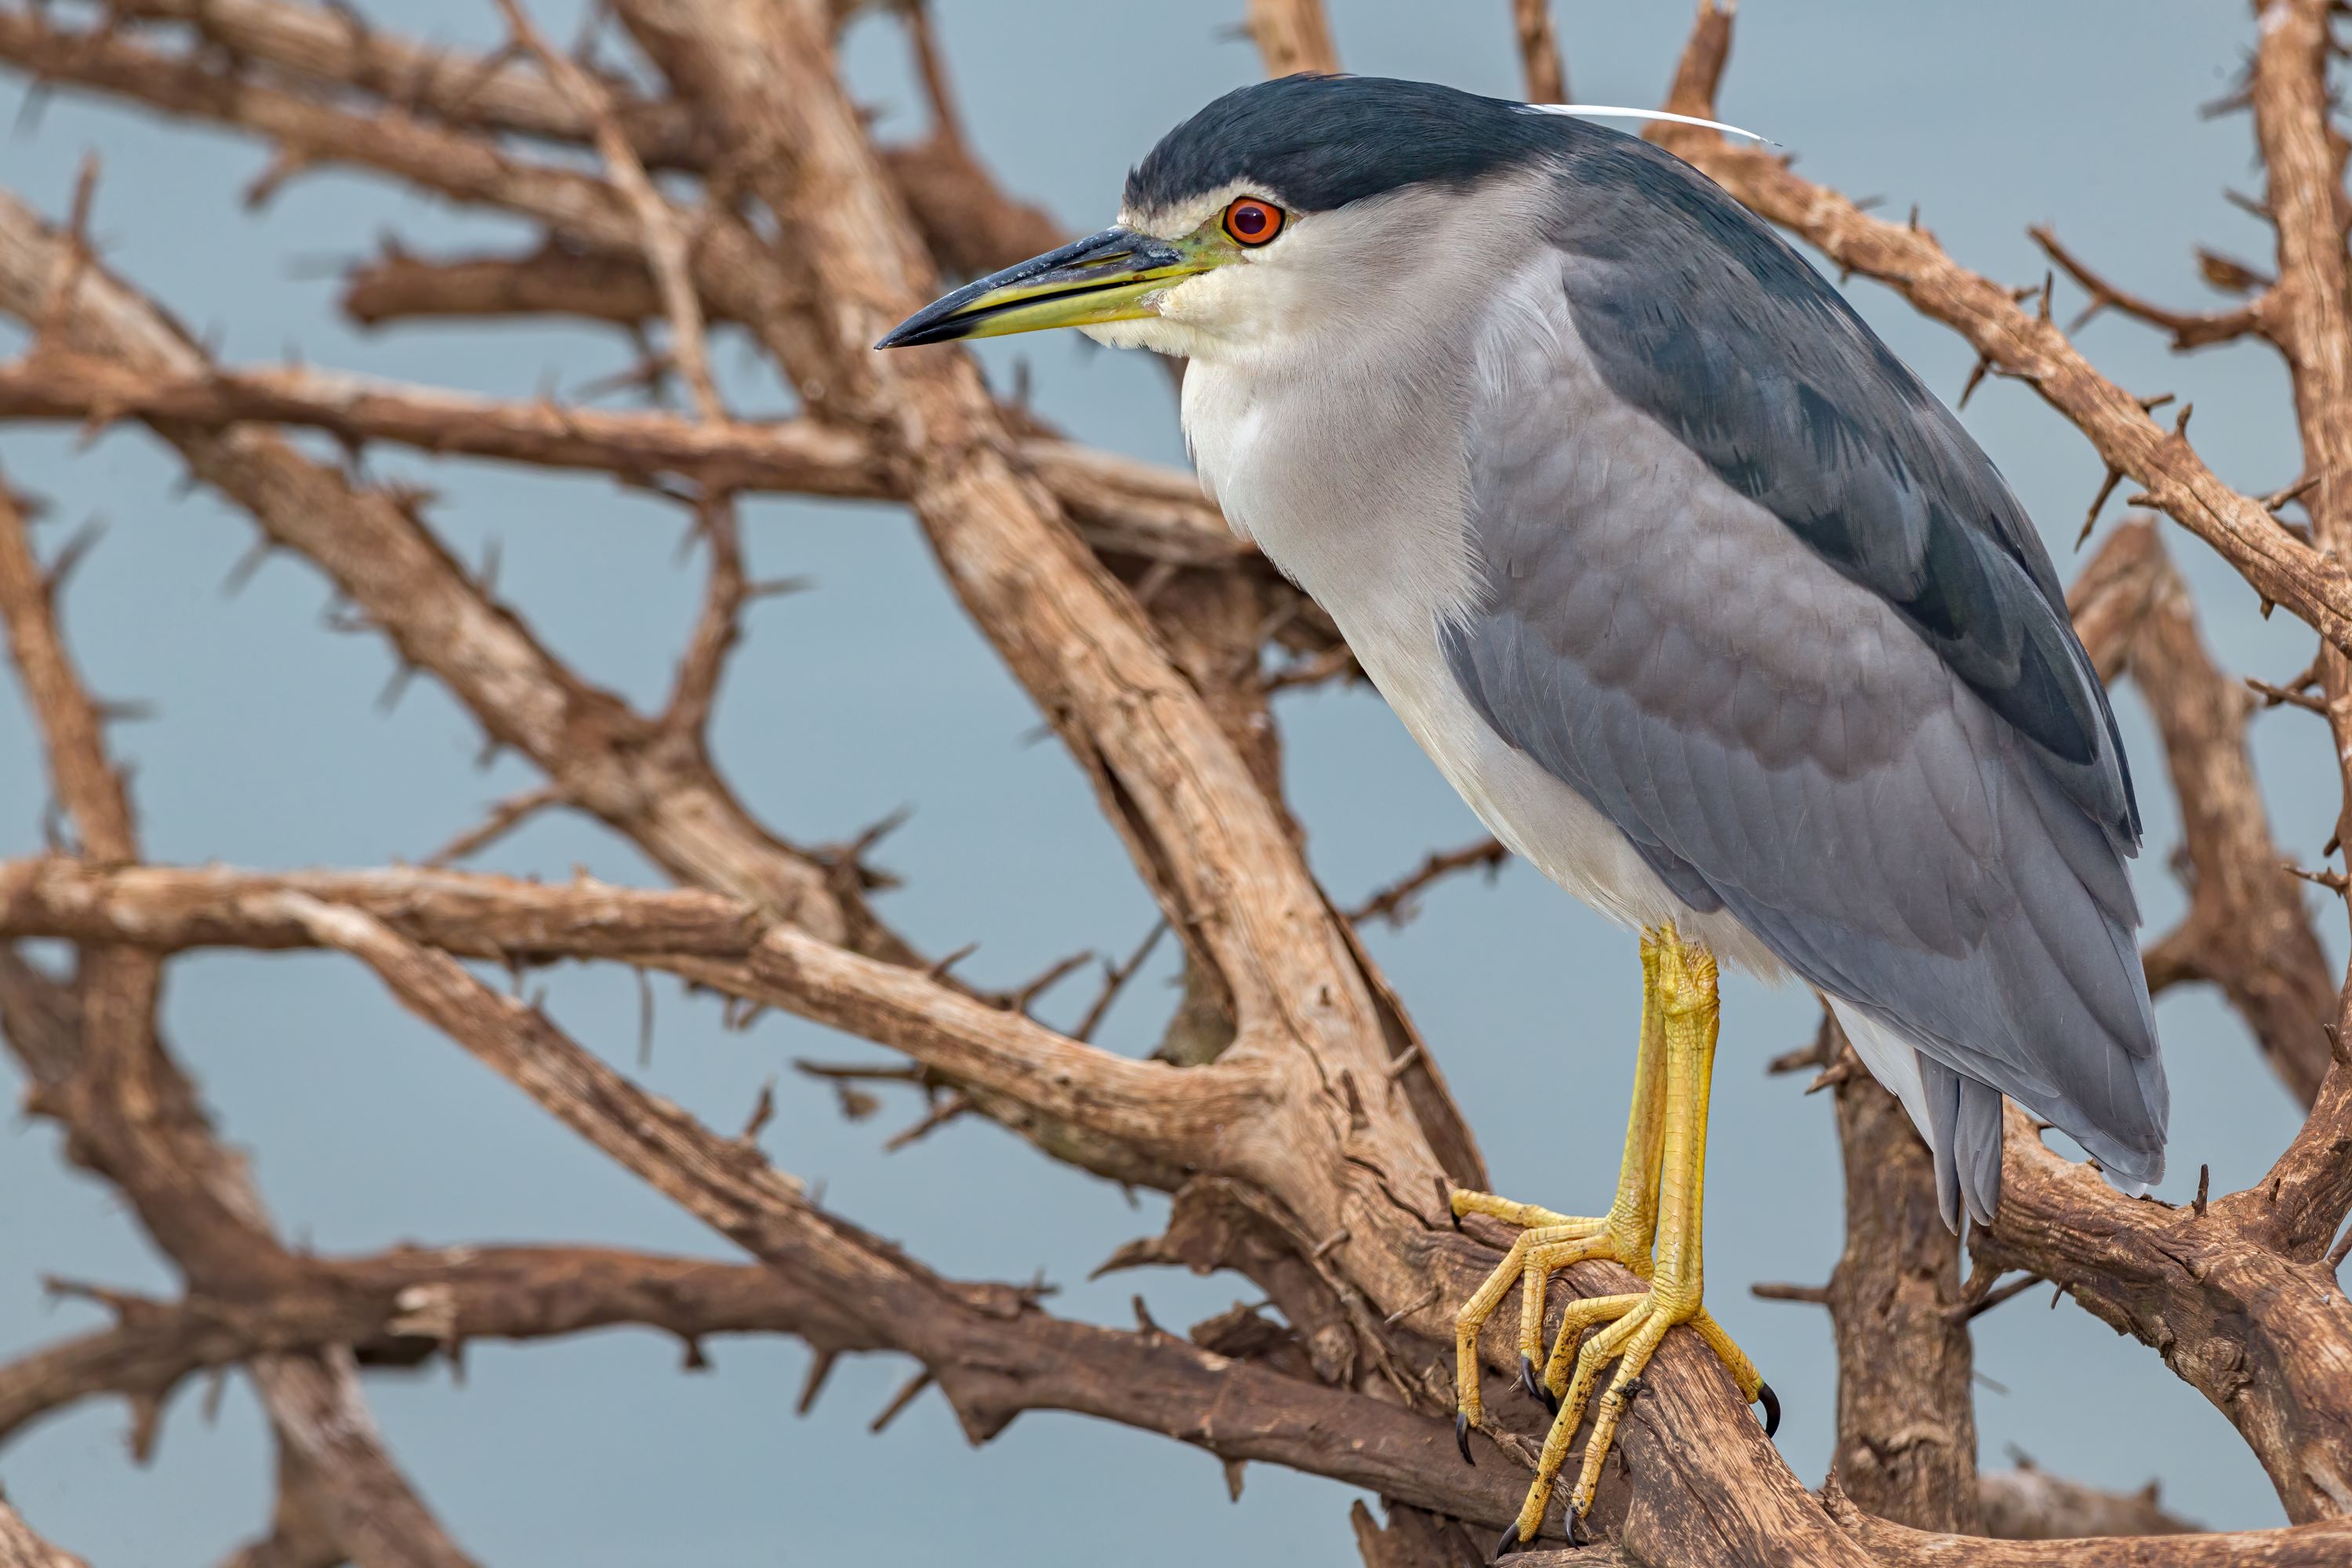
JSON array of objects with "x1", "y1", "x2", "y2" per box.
[
  {"x1": 1468, "y1": 930, "x2": 1777, "y2": 1549},
  {"x1": 1511, "y1": 1292, "x2": 1769, "y2": 1544},
  {"x1": 1450, "y1": 1185, "x2": 1653, "y2": 1537},
  {"x1": 1449, "y1": 1188, "x2": 1649, "y2": 1439}
]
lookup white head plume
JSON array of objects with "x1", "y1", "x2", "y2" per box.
[{"x1": 1521, "y1": 103, "x2": 1774, "y2": 146}]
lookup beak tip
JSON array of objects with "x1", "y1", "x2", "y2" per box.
[{"x1": 874, "y1": 316, "x2": 956, "y2": 350}]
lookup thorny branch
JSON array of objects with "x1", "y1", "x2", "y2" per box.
[
  {"x1": 2242, "y1": 0, "x2": 2352, "y2": 924},
  {"x1": 0, "y1": 347, "x2": 1247, "y2": 567},
  {"x1": 0, "y1": 187, "x2": 908, "y2": 955},
  {"x1": 1348, "y1": 838, "x2": 1512, "y2": 929},
  {"x1": 492, "y1": 0, "x2": 722, "y2": 422},
  {"x1": 0, "y1": 491, "x2": 474, "y2": 1567},
  {"x1": 2031, "y1": 226, "x2": 2271, "y2": 350}
]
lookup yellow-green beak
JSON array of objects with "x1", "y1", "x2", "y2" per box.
[{"x1": 876, "y1": 227, "x2": 1217, "y2": 347}]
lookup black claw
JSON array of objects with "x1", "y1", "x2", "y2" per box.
[
  {"x1": 1619, "y1": 1374, "x2": 1645, "y2": 1405},
  {"x1": 1566, "y1": 1504, "x2": 1590, "y2": 1548},
  {"x1": 1518, "y1": 1354, "x2": 1549, "y2": 1407},
  {"x1": 1456, "y1": 1410, "x2": 1475, "y2": 1465},
  {"x1": 1757, "y1": 1381, "x2": 1781, "y2": 1439},
  {"x1": 1491, "y1": 1523, "x2": 1530, "y2": 1560}
]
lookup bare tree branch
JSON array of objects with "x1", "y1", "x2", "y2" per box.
[
  {"x1": 1833, "y1": 1498, "x2": 2350, "y2": 1567},
  {"x1": 339, "y1": 240, "x2": 679, "y2": 329},
  {"x1": 0, "y1": 8, "x2": 836, "y2": 378},
  {"x1": 1347, "y1": 839, "x2": 1510, "y2": 929},
  {"x1": 1818, "y1": 1018, "x2": 1978, "y2": 1532},
  {"x1": 493, "y1": 0, "x2": 721, "y2": 421},
  {"x1": 102, "y1": 0, "x2": 713, "y2": 166},
  {"x1": 2243, "y1": 0, "x2": 2352, "y2": 922},
  {"x1": 2031, "y1": 225, "x2": 2271, "y2": 350},
  {"x1": 0, "y1": 488, "x2": 132, "y2": 859},
  {"x1": 217, "y1": 1439, "x2": 350, "y2": 1568},
  {"x1": 0, "y1": 348, "x2": 1247, "y2": 567},
  {"x1": 1970, "y1": 1074, "x2": 2352, "y2": 1523},
  {"x1": 0, "y1": 494, "x2": 472, "y2": 1567},
  {"x1": 263, "y1": 891, "x2": 1551, "y2": 1525},
  {"x1": 0, "y1": 856, "x2": 1242, "y2": 1183},
  {"x1": 0, "y1": 187, "x2": 908, "y2": 958},
  {"x1": 93, "y1": 0, "x2": 1056, "y2": 282},
  {"x1": 1976, "y1": 1461, "x2": 2196, "y2": 1540}
]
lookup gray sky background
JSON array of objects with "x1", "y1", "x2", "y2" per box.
[{"x1": 0, "y1": 2, "x2": 2335, "y2": 1562}]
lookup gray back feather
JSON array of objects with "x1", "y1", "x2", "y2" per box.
[
  {"x1": 1543, "y1": 125, "x2": 2136, "y2": 844},
  {"x1": 1439, "y1": 132, "x2": 2166, "y2": 1213}
]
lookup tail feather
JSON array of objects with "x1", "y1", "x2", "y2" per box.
[{"x1": 1835, "y1": 1003, "x2": 2005, "y2": 1234}]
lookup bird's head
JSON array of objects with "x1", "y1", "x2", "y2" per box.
[{"x1": 876, "y1": 76, "x2": 1760, "y2": 365}]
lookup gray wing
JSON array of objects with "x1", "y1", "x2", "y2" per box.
[
  {"x1": 1441, "y1": 131, "x2": 2165, "y2": 1221},
  {"x1": 1539, "y1": 122, "x2": 2139, "y2": 843}
]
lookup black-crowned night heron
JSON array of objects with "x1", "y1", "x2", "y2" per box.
[{"x1": 880, "y1": 75, "x2": 2167, "y2": 1547}]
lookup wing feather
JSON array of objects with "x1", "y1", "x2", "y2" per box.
[{"x1": 1442, "y1": 155, "x2": 2167, "y2": 1210}]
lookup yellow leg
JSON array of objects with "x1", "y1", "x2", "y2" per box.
[
  {"x1": 1472, "y1": 927, "x2": 1775, "y2": 1553},
  {"x1": 1451, "y1": 938, "x2": 1667, "y2": 1450}
]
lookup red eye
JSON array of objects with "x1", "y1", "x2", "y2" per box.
[{"x1": 1223, "y1": 197, "x2": 1285, "y2": 246}]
